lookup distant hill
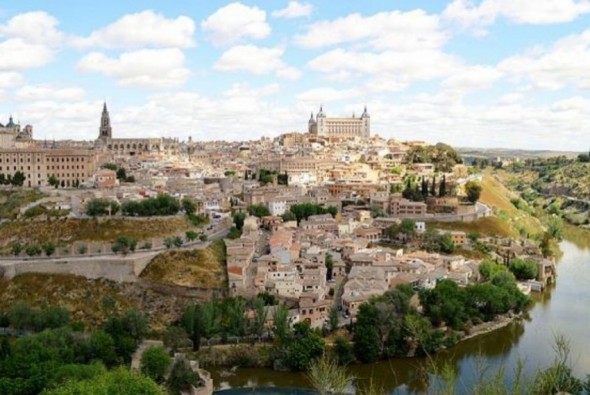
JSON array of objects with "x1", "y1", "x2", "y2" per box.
[{"x1": 457, "y1": 147, "x2": 581, "y2": 160}]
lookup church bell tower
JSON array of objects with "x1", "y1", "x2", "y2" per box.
[{"x1": 99, "y1": 102, "x2": 112, "y2": 141}]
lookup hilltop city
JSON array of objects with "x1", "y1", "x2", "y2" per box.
[{"x1": 0, "y1": 104, "x2": 554, "y2": 320}]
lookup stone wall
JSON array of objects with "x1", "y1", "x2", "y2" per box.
[{"x1": 0, "y1": 253, "x2": 156, "y2": 282}]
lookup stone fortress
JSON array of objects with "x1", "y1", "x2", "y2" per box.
[{"x1": 308, "y1": 105, "x2": 370, "y2": 139}]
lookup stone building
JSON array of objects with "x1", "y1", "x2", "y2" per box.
[
  {"x1": 95, "y1": 103, "x2": 179, "y2": 156},
  {"x1": 0, "y1": 148, "x2": 97, "y2": 187},
  {"x1": 308, "y1": 105, "x2": 370, "y2": 139},
  {"x1": 0, "y1": 115, "x2": 33, "y2": 148}
]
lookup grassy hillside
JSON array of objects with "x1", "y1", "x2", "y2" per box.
[
  {"x1": 479, "y1": 172, "x2": 545, "y2": 238},
  {"x1": 0, "y1": 189, "x2": 46, "y2": 220},
  {"x1": 432, "y1": 172, "x2": 545, "y2": 239},
  {"x1": 0, "y1": 273, "x2": 192, "y2": 331},
  {"x1": 0, "y1": 216, "x2": 193, "y2": 249},
  {"x1": 140, "y1": 239, "x2": 227, "y2": 289},
  {"x1": 431, "y1": 216, "x2": 517, "y2": 238}
]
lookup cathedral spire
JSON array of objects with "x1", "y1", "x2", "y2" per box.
[{"x1": 98, "y1": 102, "x2": 112, "y2": 141}]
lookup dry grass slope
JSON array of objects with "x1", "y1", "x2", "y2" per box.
[
  {"x1": 0, "y1": 216, "x2": 192, "y2": 248},
  {"x1": 0, "y1": 272, "x2": 193, "y2": 331},
  {"x1": 140, "y1": 239, "x2": 227, "y2": 289}
]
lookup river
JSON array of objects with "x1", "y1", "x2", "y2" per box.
[{"x1": 211, "y1": 236, "x2": 590, "y2": 393}]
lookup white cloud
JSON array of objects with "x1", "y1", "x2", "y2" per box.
[
  {"x1": 308, "y1": 48, "x2": 461, "y2": 91},
  {"x1": 0, "y1": 39, "x2": 55, "y2": 70},
  {"x1": 441, "y1": 65, "x2": 503, "y2": 93},
  {"x1": 16, "y1": 85, "x2": 85, "y2": 101},
  {"x1": 0, "y1": 12, "x2": 62, "y2": 71},
  {"x1": 444, "y1": 0, "x2": 590, "y2": 28},
  {"x1": 498, "y1": 29, "x2": 590, "y2": 90},
  {"x1": 295, "y1": 9, "x2": 447, "y2": 51},
  {"x1": 297, "y1": 87, "x2": 360, "y2": 104},
  {"x1": 201, "y1": 2, "x2": 270, "y2": 46},
  {"x1": 0, "y1": 72, "x2": 24, "y2": 88},
  {"x1": 73, "y1": 10, "x2": 196, "y2": 49},
  {"x1": 223, "y1": 83, "x2": 280, "y2": 98},
  {"x1": 272, "y1": 2, "x2": 313, "y2": 19},
  {"x1": 77, "y1": 48, "x2": 190, "y2": 88},
  {"x1": 0, "y1": 11, "x2": 62, "y2": 45},
  {"x1": 215, "y1": 45, "x2": 300, "y2": 80}
]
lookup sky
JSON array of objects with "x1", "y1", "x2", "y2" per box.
[{"x1": 1, "y1": 0, "x2": 590, "y2": 150}]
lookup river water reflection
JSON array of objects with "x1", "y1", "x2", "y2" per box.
[{"x1": 212, "y1": 238, "x2": 590, "y2": 393}]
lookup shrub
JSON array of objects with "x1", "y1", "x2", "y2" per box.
[
  {"x1": 141, "y1": 241, "x2": 152, "y2": 250},
  {"x1": 85, "y1": 198, "x2": 120, "y2": 217},
  {"x1": 42, "y1": 242, "x2": 56, "y2": 256},
  {"x1": 111, "y1": 235, "x2": 137, "y2": 255},
  {"x1": 25, "y1": 245, "x2": 42, "y2": 256},
  {"x1": 140, "y1": 346, "x2": 172, "y2": 384},
  {"x1": 77, "y1": 244, "x2": 88, "y2": 254}
]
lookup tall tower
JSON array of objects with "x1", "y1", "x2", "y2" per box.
[
  {"x1": 360, "y1": 105, "x2": 370, "y2": 138},
  {"x1": 98, "y1": 102, "x2": 112, "y2": 141}
]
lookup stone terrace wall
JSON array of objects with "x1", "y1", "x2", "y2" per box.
[{"x1": 1, "y1": 253, "x2": 156, "y2": 282}]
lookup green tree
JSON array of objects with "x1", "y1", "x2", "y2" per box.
[
  {"x1": 438, "y1": 175, "x2": 447, "y2": 197},
  {"x1": 140, "y1": 346, "x2": 172, "y2": 384},
  {"x1": 509, "y1": 258, "x2": 539, "y2": 280},
  {"x1": 89, "y1": 330, "x2": 119, "y2": 367},
  {"x1": 333, "y1": 336, "x2": 355, "y2": 366},
  {"x1": 185, "y1": 230, "x2": 198, "y2": 242},
  {"x1": 247, "y1": 204, "x2": 271, "y2": 217},
  {"x1": 42, "y1": 242, "x2": 56, "y2": 256},
  {"x1": 181, "y1": 198, "x2": 197, "y2": 215},
  {"x1": 252, "y1": 297, "x2": 267, "y2": 340},
  {"x1": 479, "y1": 260, "x2": 507, "y2": 281},
  {"x1": 116, "y1": 167, "x2": 127, "y2": 181},
  {"x1": 284, "y1": 322, "x2": 325, "y2": 371},
  {"x1": 232, "y1": 212, "x2": 246, "y2": 230},
  {"x1": 547, "y1": 216, "x2": 564, "y2": 240},
  {"x1": 439, "y1": 233, "x2": 455, "y2": 253},
  {"x1": 400, "y1": 218, "x2": 416, "y2": 238},
  {"x1": 111, "y1": 235, "x2": 137, "y2": 255},
  {"x1": 464, "y1": 180, "x2": 483, "y2": 204},
  {"x1": 281, "y1": 211, "x2": 297, "y2": 222},
  {"x1": 328, "y1": 306, "x2": 339, "y2": 333},
  {"x1": 7, "y1": 302, "x2": 34, "y2": 331},
  {"x1": 353, "y1": 304, "x2": 382, "y2": 363},
  {"x1": 325, "y1": 254, "x2": 333, "y2": 281},
  {"x1": 182, "y1": 304, "x2": 203, "y2": 351},
  {"x1": 226, "y1": 227, "x2": 242, "y2": 239},
  {"x1": 101, "y1": 163, "x2": 118, "y2": 171},
  {"x1": 25, "y1": 245, "x2": 42, "y2": 256},
  {"x1": 163, "y1": 326, "x2": 189, "y2": 353},
  {"x1": 45, "y1": 366, "x2": 165, "y2": 395},
  {"x1": 11, "y1": 171, "x2": 26, "y2": 187},
  {"x1": 48, "y1": 175, "x2": 59, "y2": 188},
  {"x1": 85, "y1": 198, "x2": 120, "y2": 217},
  {"x1": 11, "y1": 242, "x2": 23, "y2": 256},
  {"x1": 272, "y1": 304, "x2": 290, "y2": 344},
  {"x1": 172, "y1": 236, "x2": 183, "y2": 248},
  {"x1": 166, "y1": 356, "x2": 201, "y2": 395}
]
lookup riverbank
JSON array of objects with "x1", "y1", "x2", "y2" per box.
[{"x1": 462, "y1": 313, "x2": 522, "y2": 341}]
